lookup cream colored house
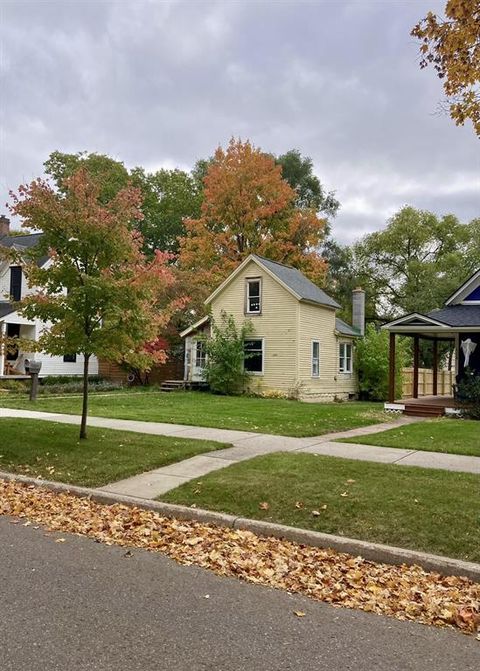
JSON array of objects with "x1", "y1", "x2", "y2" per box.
[{"x1": 180, "y1": 255, "x2": 364, "y2": 401}]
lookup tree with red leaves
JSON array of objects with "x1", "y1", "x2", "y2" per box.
[{"x1": 7, "y1": 169, "x2": 179, "y2": 439}]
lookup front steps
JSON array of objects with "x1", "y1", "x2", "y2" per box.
[
  {"x1": 160, "y1": 380, "x2": 186, "y2": 392},
  {"x1": 403, "y1": 403, "x2": 445, "y2": 418}
]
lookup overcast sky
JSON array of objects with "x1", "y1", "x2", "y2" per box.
[{"x1": 1, "y1": 0, "x2": 478, "y2": 244}]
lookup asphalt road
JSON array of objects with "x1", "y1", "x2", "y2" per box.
[{"x1": 0, "y1": 516, "x2": 478, "y2": 671}]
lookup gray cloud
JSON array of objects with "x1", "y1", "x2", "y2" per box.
[{"x1": 1, "y1": 0, "x2": 478, "y2": 245}]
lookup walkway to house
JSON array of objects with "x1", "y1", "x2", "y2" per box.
[{"x1": 2, "y1": 408, "x2": 480, "y2": 497}]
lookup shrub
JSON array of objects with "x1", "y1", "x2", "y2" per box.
[
  {"x1": 356, "y1": 324, "x2": 409, "y2": 401},
  {"x1": 203, "y1": 312, "x2": 253, "y2": 395},
  {"x1": 457, "y1": 369, "x2": 480, "y2": 420}
]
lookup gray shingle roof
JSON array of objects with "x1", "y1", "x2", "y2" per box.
[
  {"x1": 427, "y1": 305, "x2": 480, "y2": 327},
  {"x1": 253, "y1": 255, "x2": 341, "y2": 309},
  {"x1": 335, "y1": 318, "x2": 361, "y2": 337},
  {"x1": 0, "y1": 232, "x2": 48, "y2": 267},
  {"x1": 0, "y1": 301, "x2": 15, "y2": 318}
]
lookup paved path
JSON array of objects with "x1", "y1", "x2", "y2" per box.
[
  {"x1": 2, "y1": 408, "x2": 480, "y2": 499},
  {"x1": 1, "y1": 517, "x2": 478, "y2": 671}
]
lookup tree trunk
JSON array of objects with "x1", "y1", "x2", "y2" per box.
[{"x1": 80, "y1": 353, "x2": 90, "y2": 440}]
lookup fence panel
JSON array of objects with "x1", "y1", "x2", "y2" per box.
[{"x1": 401, "y1": 368, "x2": 454, "y2": 398}]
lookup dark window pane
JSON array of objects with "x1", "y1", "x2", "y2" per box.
[
  {"x1": 244, "y1": 340, "x2": 263, "y2": 372},
  {"x1": 247, "y1": 280, "x2": 261, "y2": 312},
  {"x1": 10, "y1": 266, "x2": 22, "y2": 302},
  {"x1": 63, "y1": 354, "x2": 77, "y2": 363}
]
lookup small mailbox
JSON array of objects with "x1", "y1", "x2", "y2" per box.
[{"x1": 28, "y1": 361, "x2": 42, "y2": 375}]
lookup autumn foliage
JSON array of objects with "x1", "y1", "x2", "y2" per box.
[
  {"x1": 412, "y1": 0, "x2": 480, "y2": 136},
  {"x1": 6, "y1": 169, "x2": 182, "y2": 437},
  {"x1": 178, "y1": 139, "x2": 327, "y2": 310}
]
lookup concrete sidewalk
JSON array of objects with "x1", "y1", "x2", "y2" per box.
[{"x1": 2, "y1": 408, "x2": 479, "y2": 499}]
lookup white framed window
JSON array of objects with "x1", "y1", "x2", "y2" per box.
[
  {"x1": 246, "y1": 278, "x2": 262, "y2": 314},
  {"x1": 244, "y1": 338, "x2": 264, "y2": 374},
  {"x1": 195, "y1": 341, "x2": 206, "y2": 368},
  {"x1": 311, "y1": 340, "x2": 320, "y2": 377},
  {"x1": 339, "y1": 342, "x2": 353, "y2": 373}
]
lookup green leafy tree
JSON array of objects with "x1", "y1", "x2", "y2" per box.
[
  {"x1": 276, "y1": 149, "x2": 340, "y2": 229},
  {"x1": 130, "y1": 167, "x2": 202, "y2": 254},
  {"x1": 203, "y1": 312, "x2": 253, "y2": 395},
  {"x1": 7, "y1": 168, "x2": 178, "y2": 439},
  {"x1": 457, "y1": 369, "x2": 480, "y2": 419},
  {"x1": 353, "y1": 206, "x2": 476, "y2": 319},
  {"x1": 44, "y1": 151, "x2": 130, "y2": 204},
  {"x1": 356, "y1": 324, "x2": 409, "y2": 401}
]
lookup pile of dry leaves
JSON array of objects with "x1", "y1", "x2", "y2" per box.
[{"x1": 1, "y1": 479, "x2": 479, "y2": 637}]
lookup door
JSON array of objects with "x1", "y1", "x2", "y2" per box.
[{"x1": 192, "y1": 340, "x2": 206, "y2": 381}]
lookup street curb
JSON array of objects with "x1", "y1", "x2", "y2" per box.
[{"x1": 1, "y1": 470, "x2": 479, "y2": 583}]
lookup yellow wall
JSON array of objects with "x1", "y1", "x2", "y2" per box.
[
  {"x1": 209, "y1": 258, "x2": 358, "y2": 400},
  {"x1": 210, "y1": 259, "x2": 298, "y2": 394},
  {"x1": 297, "y1": 302, "x2": 357, "y2": 400}
]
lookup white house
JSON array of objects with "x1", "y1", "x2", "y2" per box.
[{"x1": 0, "y1": 215, "x2": 98, "y2": 378}]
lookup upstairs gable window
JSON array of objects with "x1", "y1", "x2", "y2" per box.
[
  {"x1": 246, "y1": 278, "x2": 262, "y2": 314},
  {"x1": 9, "y1": 266, "x2": 22, "y2": 302}
]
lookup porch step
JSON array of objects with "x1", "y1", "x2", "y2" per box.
[
  {"x1": 160, "y1": 380, "x2": 186, "y2": 392},
  {"x1": 404, "y1": 404, "x2": 445, "y2": 418}
]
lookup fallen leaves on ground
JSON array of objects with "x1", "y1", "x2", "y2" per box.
[{"x1": 0, "y1": 479, "x2": 479, "y2": 637}]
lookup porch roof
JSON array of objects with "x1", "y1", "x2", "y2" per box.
[{"x1": 0, "y1": 301, "x2": 14, "y2": 319}]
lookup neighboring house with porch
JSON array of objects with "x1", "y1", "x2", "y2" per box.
[
  {"x1": 0, "y1": 215, "x2": 98, "y2": 378},
  {"x1": 180, "y1": 254, "x2": 365, "y2": 401},
  {"x1": 383, "y1": 268, "x2": 480, "y2": 417}
]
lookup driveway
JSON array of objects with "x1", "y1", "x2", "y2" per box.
[{"x1": 0, "y1": 516, "x2": 477, "y2": 671}]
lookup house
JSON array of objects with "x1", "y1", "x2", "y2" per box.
[
  {"x1": 383, "y1": 268, "x2": 480, "y2": 416},
  {"x1": 180, "y1": 254, "x2": 364, "y2": 401},
  {"x1": 0, "y1": 215, "x2": 99, "y2": 378}
]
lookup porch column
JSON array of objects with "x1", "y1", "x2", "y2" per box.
[
  {"x1": 432, "y1": 339, "x2": 438, "y2": 396},
  {"x1": 388, "y1": 332, "x2": 396, "y2": 403},
  {"x1": 0, "y1": 321, "x2": 5, "y2": 376},
  {"x1": 413, "y1": 335, "x2": 420, "y2": 399}
]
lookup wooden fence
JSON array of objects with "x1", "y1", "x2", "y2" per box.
[{"x1": 401, "y1": 368, "x2": 454, "y2": 398}]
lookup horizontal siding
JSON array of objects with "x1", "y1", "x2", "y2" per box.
[
  {"x1": 210, "y1": 259, "x2": 298, "y2": 393},
  {"x1": 298, "y1": 302, "x2": 357, "y2": 399}
]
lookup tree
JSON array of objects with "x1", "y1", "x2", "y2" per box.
[
  {"x1": 44, "y1": 151, "x2": 130, "y2": 203},
  {"x1": 276, "y1": 149, "x2": 340, "y2": 229},
  {"x1": 356, "y1": 324, "x2": 409, "y2": 401},
  {"x1": 129, "y1": 167, "x2": 202, "y2": 255},
  {"x1": 178, "y1": 139, "x2": 327, "y2": 315},
  {"x1": 353, "y1": 206, "x2": 475, "y2": 319},
  {"x1": 203, "y1": 312, "x2": 253, "y2": 395},
  {"x1": 412, "y1": 0, "x2": 480, "y2": 136},
  {"x1": 7, "y1": 169, "x2": 178, "y2": 439}
]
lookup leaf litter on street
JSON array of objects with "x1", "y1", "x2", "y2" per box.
[{"x1": 0, "y1": 479, "x2": 478, "y2": 637}]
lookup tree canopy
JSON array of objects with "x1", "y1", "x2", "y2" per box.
[
  {"x1": 177, "y1": 139, "x2": 328, "y2": 315},
  {"x1": 6, "y1": 169, "x2": 178, "y2": 439},
  {"x1": 412, "y1": 0, "x2": 480, "y2": 136}
]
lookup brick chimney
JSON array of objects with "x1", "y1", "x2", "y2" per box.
[
  {"x1": 352, "y1": 287, "x2": 365, "y2": 336},
  {"x1": 0, "y1": 214, "x2": 10, "y2": 238}
]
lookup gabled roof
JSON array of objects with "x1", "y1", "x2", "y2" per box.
[
  {"x1": 445, "y1": 269, "x2": 480, "y2": 306},
  {"x1": 205, "y1": 254, "x2": 341, "y2": 309},
  {"x1": 0, "y1": 232, "x2": 48, "y2": 267},
  {"x1": 179, "y1": 315, "x2": 210, "y2": 338}
]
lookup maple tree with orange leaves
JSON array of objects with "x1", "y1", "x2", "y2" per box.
[{"x1": 178, "y1": 139, "x2": 327, "y2": 315}]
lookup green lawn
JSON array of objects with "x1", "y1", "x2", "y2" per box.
[
  {"x1": 0, "y1": 418, "x2": 228, "y2": 487},
  {"x1": 0, "y1": 390, "x2": 385, "y2": 437},
  {"x1": 338, "y1": 418, "x2": 480, "y2": 457},
  {"x1": 162, "y1": 453, "x2": 480, "y2": 562}
]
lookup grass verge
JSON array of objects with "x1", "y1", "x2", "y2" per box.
[
  {"x1": 337, "y1": 418, "x2": 480, "y2": 457},
  {"x1": 0, "y1": 390, "x2": 385, "y2": 437},
  {"x1": 162, "y1": 452, "x2": 480, "y2": 562},
  {"x1": 0, "y1": 418, "x2": 228, "y2": 487}
]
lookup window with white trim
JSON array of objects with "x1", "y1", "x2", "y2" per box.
[
  {"x1": 311, "y1": 340, "x2": 320, "y2": 377},
  {"x1": 339, "y1": 342, "x2": 353, "y2": 373},
  {"x1": 246, "y1": 278, "x2": 261, "y2": 314},
  {"x1": 195, "y1": 341, "x2": 206, "y2": 368},
  {"x1": 244, "y1": 338, "x2": 264, "y2": 374}
]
